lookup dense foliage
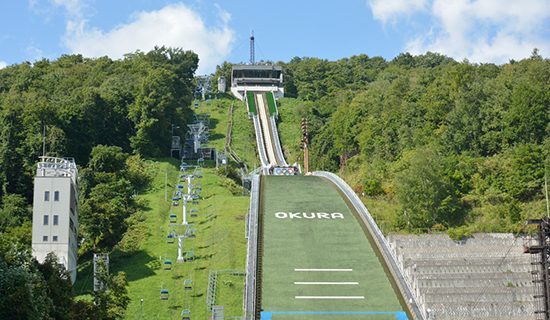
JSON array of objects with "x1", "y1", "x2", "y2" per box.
[
  {"x1": 277, "y1": 51, "x2": 550, "y2": 234},
  {"x1": 0, "y1": 46, "x2": 197, "y2": 318}
]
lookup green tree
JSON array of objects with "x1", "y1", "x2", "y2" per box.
[
  {"x1": 0, "y1": 194, "x2": 30, "y2": 232},
  {"x1": 394, "y1": 147, "x2": 464, "y2": 229}
]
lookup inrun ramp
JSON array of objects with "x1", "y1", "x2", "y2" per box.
[
  {"x1": 247, "y1": 91, "x2": 287, "y2": 169},
  {"x1": 259, "y1": 176, "x2": 408, "y2": 320}
]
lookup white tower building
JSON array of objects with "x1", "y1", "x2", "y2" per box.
[{"x1": 31, "y1": 156, "x2": 79, "y2": 283}]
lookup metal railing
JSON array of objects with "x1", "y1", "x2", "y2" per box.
[{"x1": 312, "y1": 171, "x2": 424, "y2": 320}]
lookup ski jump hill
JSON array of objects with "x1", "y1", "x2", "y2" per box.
[{"x1": 231, "y1": 64, "x2": 421, "y2": 320}]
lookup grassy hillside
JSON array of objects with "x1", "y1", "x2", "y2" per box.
[
  {"x1": 73, "y1": 96, "x2": 255, "y2": 319},
  {"x1": 196, "y1": 98, "x2": 259, "y2": 169},
  {"x1": 75, "y1": 159, "x2": 249, "y2": 319},
  {"x1": 276, "y1": 98, "x2": 305, "y2": 166}
]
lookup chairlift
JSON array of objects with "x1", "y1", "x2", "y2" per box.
[
  {"x1": 172, "y1": 201, "x2": 179, "y2": 207},
  {"x1": 164, "y1": 260, "x2": 173, "y2": 270},
  {"x1": 192, "y1": 200, "x2": 199, "y2": 205},
  {"x1": 169, "y1": 214, "x2": 177, "y2": 223},
  {"x1": 184, "y1": 279, "x2": 193, "y2": 290},
  {"x1": 191, "y1": 194, "x2": 200, "y2": 200},
  {"x1": 181, "y1": 308, "x2": 191, "y2": 320},
  {"x1": 184, "y1": 250, "x2": 195, "y2": 261},
  {"x1": 177, "y1": 184, "x2": 184, "y2": 189},
  {"x1": 160, "y1": 289, "x2": 169, "y2": 300},
  {"x1": 167, "y1": 233, "x2": 175, "y2": 244},
  {"x1": 172, "y1": 196, "x2": 181, "y2": 201}
]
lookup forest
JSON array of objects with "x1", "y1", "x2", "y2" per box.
[
  {"x1": 282, "y1": 51, "x2": 550, "y2": 235},
  {"x1": 0, "y1": 47, "x2": 198, "y2": 319},
  {"x1": 0, "y1": 47, "x2": 548, "y2": 318},
  {"x1": 215, "y1": 50, "x2": 550, "y2": 235}
]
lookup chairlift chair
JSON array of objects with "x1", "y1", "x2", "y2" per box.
[
  {"x1": 169, "y1": 213, "x2": 177, "y2": 222},
  {"x1": 167, "y1": 233, "x2": 175, "y2": 244},
  {"x1": 160, "y1": 289, "x2": 169, "y2": 300},
  {"x1": 181, "y1": 308, "x2": 191, "y2": 320},
  {"x1": 163, "y1": 260, "x2": 173, "y2": 270},
  {"x1": 184, "y1": 250, "x2": 195, "y2": 261},
  {"x1": 184, "y1": 279, "x2": 193, "y2": 290}
]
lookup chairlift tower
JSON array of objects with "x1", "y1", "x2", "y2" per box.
[
  {"x1": 181, "y1": 194, "x2": 190, "y2": 226},
  {"x1": 93, "y1": 253, "x2": 109, "y2": 292},
  {"x1": 169, "y1": 224, "x2": 195, "y2": 263},
  {"x1": 187, "y1": 122, "x2": 208, "y2": 154}
]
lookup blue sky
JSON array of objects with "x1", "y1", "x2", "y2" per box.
[{"x1": 1, "y1": 0, "x2": 549, "y2": 73}]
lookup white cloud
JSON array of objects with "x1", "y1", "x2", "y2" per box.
[
  {"x1": 60, "y1": 3, "x2": 234, "y2": 74},
  {"x1": 0, "y1": 61, "x2": 7, "y2": 69},
  {"x1": 369, "y1": 0, "x2": 550, "y2": 63},
  {"x1": 368, "y1": 0, "x2": 428, "y2": 23},
  {"x1": 51, "y1": 0, "x2": 85, "y2": 19}
]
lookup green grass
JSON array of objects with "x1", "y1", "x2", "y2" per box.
[
  {"x1": 246, "y1": 92, "x2": 257, "y2": 115},
  {"x1": 74, "y1": 95, "x2": 254, "y2": 319},
  {"x1": 76, "y1": 161, "x2": 249, "y2": 319},
  {"x1": 260, "y1": 176, "x2": 403, "y2": 318},
  {"x1": 195, "y1": 98, "x2": 259, "y2": 169},
  {"x1": 122, "y1": 163, "x2": 248, "y2": 319},
  {"x1": 266, "y1": 92, "x2": 277, "y2": 116},
  {"x1": 276, "y1": 98, "x2": 308, "y2": 166}
]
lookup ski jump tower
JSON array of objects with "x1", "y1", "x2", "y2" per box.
[{"x1": 230, "y1": 31, "x2": 284, "y2": 101}]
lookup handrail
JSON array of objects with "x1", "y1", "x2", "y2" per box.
[
  {"x1": 244, "y1": 175, "x2": 260, "y2": 320},
  {"x1": 269, "y1": 116, "x2": 288, "y2": 166},
  {"x1": 252, "y1": 115, "x2": 269, "y2": 168},
  {"x1": 312, "y1": 171, "x2": 425, "y2": 320}
]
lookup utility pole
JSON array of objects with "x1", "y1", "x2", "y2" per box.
[
  {"x1": 525, "y1": 218, "x2": 550, "y2": 320},
  {"x1": 164, "y1": 169, "x2": 168, "y2": 202},
  {"x1": 42, "y1": 124, "x2": 46, "y2": 157},
  {"x1": 301, "y1": 117, "x2": 309, "y2": 174},
  {"x1": 545, "y1": 173, "x2": 549, "y2": 218}
]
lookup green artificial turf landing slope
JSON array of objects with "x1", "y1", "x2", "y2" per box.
[{"x1": 260, "y1": 176, "x2": 405, "y2": 320}]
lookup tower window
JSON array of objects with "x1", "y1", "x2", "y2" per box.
[
  {"x1": 54, "y1": 191, "x2": 59, "y2": 201},
  {"x1": 43, "y1": 215, "x2": 49, "y2": 225},
  {"x1": 44, "y1": 191, "x2": 50, "y2": 201},
  {"x1": 52, "y1": 236, "x2": 58, "y2": 242},
  {"x1": 53, "y1": 215, "x2": 59, "y2": 225},
  {"x1": 43, "y1": 235, "x2": 48, "y2": 242}
]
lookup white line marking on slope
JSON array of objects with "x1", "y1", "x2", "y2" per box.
[
  {"x1": 295, "y1": 296, "x2": 365, "y2": 299},
  {"x1": 294, "y1": 268, "x2": 353, "y2": 272},
  {"x1": 294, "y1": 282, "x2": 359, "y2": 285}
]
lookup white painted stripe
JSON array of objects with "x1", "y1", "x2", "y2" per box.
[
  {"x1": 295, "y1": 296, "x2": 365, "y2": 299},
  {"x1": 294, "y1": 281, "x2": 359, "y2": 285},
  {"x1": 294, "y1": 268, "x2": 353, "y2": 272}
]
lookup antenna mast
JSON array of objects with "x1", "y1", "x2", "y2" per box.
[
  {"x1": 42, "y1": 124, "x2": 46, "y2": 157},
  {"x1": 250, "y1": 30, "x2": 255, "y2": 65}
]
